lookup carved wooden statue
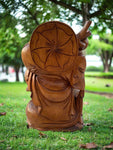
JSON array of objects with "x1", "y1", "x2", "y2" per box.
[{"x1": 21, "y1": 21, "x2": 91, "y2": 131}]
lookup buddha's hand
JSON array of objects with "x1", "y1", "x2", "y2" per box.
[{"x1": 77, "y1": 21, "x2": 92, "y2": 51}]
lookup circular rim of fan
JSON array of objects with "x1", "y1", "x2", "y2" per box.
[{"x1": 30, "y1": 21, "x2": 78, "y2": 72}]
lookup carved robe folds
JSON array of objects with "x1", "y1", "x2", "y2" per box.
[{"x1": 21, "y1": 21, "x2": 91, "y2": 131}]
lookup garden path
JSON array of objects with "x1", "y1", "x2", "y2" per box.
[{"x1": 86, "y1": 90, "x2": 113, "y2": 99}]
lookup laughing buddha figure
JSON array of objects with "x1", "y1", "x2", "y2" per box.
[{"x1": 21, "y1": 21, "x2": 91, "y2": 131}]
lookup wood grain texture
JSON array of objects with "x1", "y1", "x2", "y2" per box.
[
  {"x1": 30, "y1": 21, "x2": 78, "y2": 72},
  {"x1": 21, "y1": 21, "x2": 91, "y2": 131}
]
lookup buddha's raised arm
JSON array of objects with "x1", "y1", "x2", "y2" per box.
[{"x1": 77, "y1": 21, "x2": 92, "y2": 51}]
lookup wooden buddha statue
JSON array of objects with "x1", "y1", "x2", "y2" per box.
[{"x1": 21, "y1": 21, "x2": 91, "y2": 131}]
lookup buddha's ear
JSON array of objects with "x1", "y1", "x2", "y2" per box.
[
  {"x1": 21, "y1": 42, "x2": 35, "y2": 68},
  {"x1": 77, "y1": 20, "x2": 92, "y2": 41}
]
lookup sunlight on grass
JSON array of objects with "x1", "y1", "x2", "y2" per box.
[
  {"x1": 85, "y1": 77, "x2": 113, "y2": 93},
  {"x1": 85, "y1": 72, "x2": 113, "y2": 78},
  {"x1": 0, "y1": 82, "x2": 113, "y2": 149}
]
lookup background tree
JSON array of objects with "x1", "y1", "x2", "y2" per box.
[
  {"x1": 0, "y1": 0, "x2": 59, "y2": 81},
  {"x1": 87, "y1": 33, "x2": 113, "y2": 72},
  {"x1": 18, "y1": 0, "x2": 60, "y2": 40},
  {"x1": 0, "y1": 0, "x2": 60, "y2": 41},
  {"x1": 1, "y1": 0, "x2": 112, "y2": 37},
  {"x1": 0, "y1": 9, "x2": 23, "y2": 81},
  {"x1": 48, "y1": 0, "x2": 113, "y2": 31},
  {"x1": 1, "y1": 0, "x2": 113, "y2": 38},
  {"x1": 0, "y1": 0, "x2": 113, "y2": 81},
  {"x1": 0, "y1": 27, "x2": 23, "y2": 81}
]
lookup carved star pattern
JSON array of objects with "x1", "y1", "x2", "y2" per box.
[{"x1": 31, "y1": 23, "x2": 76, "y2": 69}]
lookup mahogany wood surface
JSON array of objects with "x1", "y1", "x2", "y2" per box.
[{"x1": 21, "y1": 21, "x2": 91, "y2": 131}]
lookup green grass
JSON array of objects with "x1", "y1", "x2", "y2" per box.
[
  {"x1": 85, "y1": 77, "x2": 113, "y2": 93},
  {"x1": 85, "y1": 72, "x2": 113, "y2": 78},
  {"x1": 0, "y1": 82, "x2": 113, "y2": 150}
]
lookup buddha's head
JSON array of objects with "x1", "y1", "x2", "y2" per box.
[{"x1": 21, "y1": 21, "x2": 91, "y2": 73}]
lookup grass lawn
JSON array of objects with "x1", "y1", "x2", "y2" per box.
[
  {"x1": 85, "y1": 72, "x2": 113, "y2": 78},
  {"x1": 0, "y1": 82, "x2": 113, "y2": 150},
  {"x1": 85, "y1": 77, "x2": 113, "y2": 93}
]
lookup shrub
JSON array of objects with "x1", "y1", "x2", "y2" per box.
[
  {"x1": 110, "y1": 66, "x2": 113, "y2": 72},
  {"x1": 86, "y1": 66, "x2": 103, "y2": 72}
]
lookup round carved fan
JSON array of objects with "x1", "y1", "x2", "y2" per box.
[{"x1": 30, "y1": 21, "x2": 78, "y2": 72}]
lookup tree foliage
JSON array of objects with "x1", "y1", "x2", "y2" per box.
[
  {"x1": 0, "y1": 10, "x2": 23, "y2": 81},
  {"x1": 48, "y1": 0, "x2": 113, "y2": 32},
  {"x1": 0, "y1": 27, "x2": 23, "y2": 81},
  {"x1": 18, "y1": 0, "x2": 60, "y2": 33},
  {"x1": 1, "y1": 0, "x2": 113, "y2": 37},
  {"x1": 0, "y1": 28, "x2": 22, "y2": 65},
  {"x1": 0, "y1": 0, "x2": 113, "y2": 78},
  {"x1": 87, "y1": 34, "x2": 113, "y2": 72},
  {"x1": 0, "y1": 0, "x2": 60, "y2": 81}
]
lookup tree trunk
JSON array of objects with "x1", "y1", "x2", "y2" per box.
[
  {"x1": 100, "y1": 50, "x2": 113, "y2": 72},
  {"x1": 82, "y1": 3, "x2": 89, "y2": 25},
  {"x1": 21, "y1": 65, "x2": 25, "y2": 82},
  {"x1": 2, "y1": 64, "x2": 5, "y2": 72},
  {"x1": 6, "y1": 66, "x2": 8, "y2": 75},
  {"x1": 14, "y1": 67, "x2": 20, "y2": 82},
  {"x1": 108, "y1": 52, "x2": 113, "y2": 71},
  {"x1": 104, "y1": 63, "x2": 109, "y2": 72}
]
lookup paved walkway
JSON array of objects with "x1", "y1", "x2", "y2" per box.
[{"x1": 86, "y1": 90, "x2": 113, "y2": 99}]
